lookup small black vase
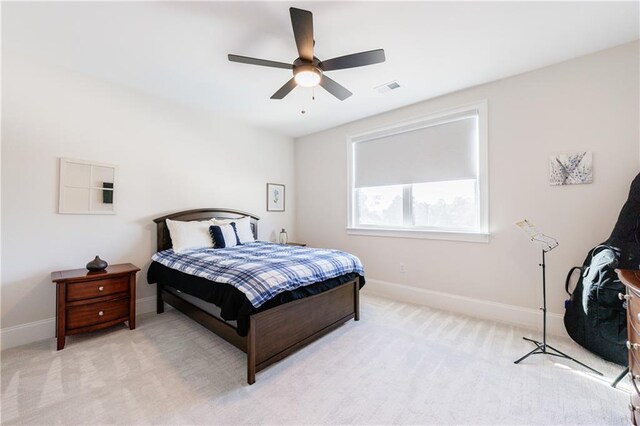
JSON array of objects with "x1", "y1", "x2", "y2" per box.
[{"x1": 86, "y1": 256, "x2": 108, "y2": 272}]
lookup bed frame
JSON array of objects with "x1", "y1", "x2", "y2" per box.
[{"x1": 153, "y1": 208, "x2": 360, "y2": 385}]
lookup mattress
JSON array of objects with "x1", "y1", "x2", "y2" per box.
[{"x1": 151, "y1": 242, "x2": 365, "y2": 308}]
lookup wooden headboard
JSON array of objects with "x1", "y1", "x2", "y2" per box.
[{"x1": 153, "y1": 208, "x2": 260, "y2": 252}]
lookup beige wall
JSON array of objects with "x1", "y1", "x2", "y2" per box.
[
  {"x1": 1, "y1": 51, "x2": 295, "y2": 345},
  {"x1": 295, "y1": 42, "x2": 639, "y2": 333}
]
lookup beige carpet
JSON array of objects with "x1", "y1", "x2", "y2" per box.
[{"x1": 0, "y1": 294, "x2": 630, "y2": 425}]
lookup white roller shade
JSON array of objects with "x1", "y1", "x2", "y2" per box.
[{"x1": 353, "y1": 114, "x2": 478, "y2": 188}]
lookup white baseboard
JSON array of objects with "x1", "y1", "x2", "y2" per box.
[
  {"x1": 362, "y1": 279, "x2": 567, "y2": 338},
  {"x1": 136, "y1": 295, "x2": 158, "y2": 317},
  {"x1": 0, "y1": 317, "x2": 57, "y2": 351},
  {"x1": 0, "y1": 295, "x2": 158, "y2": 351},
  {"x1": 2, "y1": 284, "x2": 567, "y2": 351}
]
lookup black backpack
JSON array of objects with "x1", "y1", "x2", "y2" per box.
[{"x1": 563, "y1": 244, "x2": 626, "y2": 366}]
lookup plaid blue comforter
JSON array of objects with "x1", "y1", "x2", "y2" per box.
[{"x1": 151, "y1": 242, "x2": 364, "y2": 308}]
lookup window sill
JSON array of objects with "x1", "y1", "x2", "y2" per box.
[{"x1": 346, "y1": 227, "x2": 490, "y2": 243}]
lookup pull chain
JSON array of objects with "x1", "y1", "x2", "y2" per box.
[{"x1": 302, "y1": 88, "x2": 315, "y2": 114}]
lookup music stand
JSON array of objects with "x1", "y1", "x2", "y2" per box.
[{"x1": 513, "y1": 220, "x2": 602, "y2": 375}]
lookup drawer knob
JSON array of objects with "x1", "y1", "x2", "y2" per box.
[
  {"x1": 98, "y1": 286, "x2": 104, "y2": 292},
  {"x1": 98, "y1": 310, "x2": 104, "y2": 316},
  {"x1": 619, "y1": 292, "x2": 630, "y2": 301},
  {"x1": 627, "y1": 341, "x2": 640, "y2": 350}
]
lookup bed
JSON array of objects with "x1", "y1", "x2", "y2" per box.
[{"x1": 149, "y1": 208, "x2": 364, "y2": 384}]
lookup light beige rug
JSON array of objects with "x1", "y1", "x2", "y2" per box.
[{"x1": 0, "y1": 294, "x2": 629, "y2": 425}]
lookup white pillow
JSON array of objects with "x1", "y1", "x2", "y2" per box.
[
  {"x1": 166, "y1": 218, "x2": 214, "y2": 253},
  {"x1": 212, "y1": 216, "x2": 255, "y2": 243}
]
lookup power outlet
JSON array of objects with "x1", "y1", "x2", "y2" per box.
[{"x1": 399, "y1": 263, "x2": 406, "y2": 273}]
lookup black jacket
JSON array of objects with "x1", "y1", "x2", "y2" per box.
[{"x1": 609, "y1": 173, "x2": 640, "y2": 269}]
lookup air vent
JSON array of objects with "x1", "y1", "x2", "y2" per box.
[{"x1": 375, "y1": 80, "x2": 401, "y2": 94}]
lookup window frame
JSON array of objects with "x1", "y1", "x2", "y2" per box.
[{"x1": 346, "y1": 100, "x2": 489, "y2": 242}]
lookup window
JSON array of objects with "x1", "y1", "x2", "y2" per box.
[{"x1": 347, "y1": 101, "x2": 488, "y2": 242}]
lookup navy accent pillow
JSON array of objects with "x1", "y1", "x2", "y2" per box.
[{"x1": 209, "y1": 223, "x2": 241, "y2": 248}]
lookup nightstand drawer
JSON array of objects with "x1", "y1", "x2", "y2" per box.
[
  {"x1": 67, "y1": 276, "x2": 129, "y2": 301},
  {"x1": 66, "y1": 298, "x2": 129, "y2": 329},
  {"x1": 630, "y1": 347, "x2": 640, "y2": 378},
  {"x1": 629, "y1": 299, "x2": 640, "y2": 338}
]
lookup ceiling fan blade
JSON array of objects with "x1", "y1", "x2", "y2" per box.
[
  {"x1": 290, "y1": 8, "x2": 314, "y2": 62},
  {"x1": 319, "y1": 75, "x2": 352, "y2": 101},
  {"x1": 228, "y1": 54, "x2": 293, "y2": 70},
  {"x1": 271, "y1": 78, "x2": 298, "y2": 99},
  {"x1": 320, "y1": 49, "x2": 386, "y2": 71}
]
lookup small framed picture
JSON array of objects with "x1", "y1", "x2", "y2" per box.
[
  {"x1": 266, "y1": 183, "x2": 285, "y2": 212},
  {"x1": 549, "y1": 152, "x2": 593, "y2": 186}
]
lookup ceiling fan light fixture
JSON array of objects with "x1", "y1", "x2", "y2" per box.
[
  {"x1": 294, "y1": 65, "x2": 322, "y2": 87},
  {"x1": 228, "y1": 7, "x2": 385, "y2": 100}
]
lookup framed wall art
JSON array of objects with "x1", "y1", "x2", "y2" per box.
[
  {"x1": 59, "y1": 158, "x2": 117, "y2": 214},
  {"x1": 549, "y1": 152, "x2": 593, "y2": 186},
  {"x1": 266, "y1": 183, "x2": 285, "y2": 212}
]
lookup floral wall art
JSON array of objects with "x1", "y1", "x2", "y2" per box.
[
  {"x1": 266, "y1": 183, "x2": 285, "y2": 211},
  {"x1": 549, "y1": 152, "x2": 593, "y2": 186}
]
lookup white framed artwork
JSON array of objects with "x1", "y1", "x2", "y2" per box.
[
  {"x1": 549, "y1": 152, "x2": 593, "y2": 186},
  {"x1": 59, "y1": 158, "x2": 117, "y2": 214},
  {"x1": 266, "y1": 183, "x2": 285, "y2": 212}
]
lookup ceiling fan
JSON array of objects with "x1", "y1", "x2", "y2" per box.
[{"x1": 228, "y1": 7, "x2": 386, "y2": 101}]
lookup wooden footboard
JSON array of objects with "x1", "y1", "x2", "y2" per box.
[
  {"x1": 158, "y1": 277, "x2": 360, "y2": 385},
  {"x1": 247, "y1": 277, "x2": 359, "y2": 384}
]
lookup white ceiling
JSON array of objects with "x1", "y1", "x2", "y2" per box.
[{"x1": 3, "y1": 1, "x2": 638, "y2": 138}]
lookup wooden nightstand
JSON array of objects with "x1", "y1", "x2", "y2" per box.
[{"x1": 51, "y1": 263, "x2": 140, "y2": 350}]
